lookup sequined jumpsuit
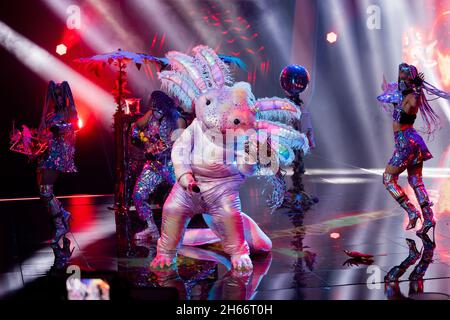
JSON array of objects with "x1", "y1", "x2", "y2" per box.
[
  {"x1": 38, "y1": 112, "x2": 77, "y2": 173},
  {"x1": 132, "y1": 116, "x2": 176, "y2": 229},
  {"x1": 124, "y1": 113, "x2": 146, "y2": 209},
  {"x1": 37, "y1": 111, "x2": 77, "y2": 244}
]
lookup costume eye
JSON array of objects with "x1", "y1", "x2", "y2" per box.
[{"x1": 206, "y1": 99, "x2": 211, "y2": 105}]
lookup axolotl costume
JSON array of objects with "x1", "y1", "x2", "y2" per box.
[{"x1": 151, "y1": 46, "x2": 309, "y2": 271}]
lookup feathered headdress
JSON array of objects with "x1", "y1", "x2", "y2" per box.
[
  {"x1": 158, "y1": 45, "x2": 309, "y2": 165},
  {"x1": 158, "y1": 45, "x2": 233, "y2": 113}
]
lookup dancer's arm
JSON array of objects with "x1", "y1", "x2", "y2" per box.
[{"x1": 134, "y1": 110, "x2": 153, "y2": 129}]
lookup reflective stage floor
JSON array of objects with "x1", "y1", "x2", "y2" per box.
[{"x1": 2, "y1": 165, "x2": 450, "y2": 300}]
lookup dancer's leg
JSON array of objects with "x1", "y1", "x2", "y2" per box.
[
  {"x1": 407, "y1": 163, "x2": 436, "y2": 235},
  {"x1": 132, "y1": 162, "x2": 163, "y2": 240},
  {"x1": 37, "y1": 169, "x2": 71, "y2": 244},
  {"x1": 383, "y1": 164, "x2": 420, "y2": 230}
]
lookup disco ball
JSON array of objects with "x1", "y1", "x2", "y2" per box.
[{"x1": 279, "y1": 65, "x2": 310, "y2": 96}]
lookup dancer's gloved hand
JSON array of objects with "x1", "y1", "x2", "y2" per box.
[{"x1": 179, "y1": 172, "x2": 199, "y2": 193}]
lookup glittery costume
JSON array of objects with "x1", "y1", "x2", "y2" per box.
[
  {"x1": 38, "y1": 112, "x2": 77, "y2": 173},
  {"x1": 132, "y1": 92, "x2": 180, "y2": 240},
  {"x1": 37, "y1": 81, "x2": 78, "y2": 244},
  {"x1": 384, "y1": 235, "x2": 435, "y2": 300},
  {"x1": 378, "y1": 90, "x2": 433, "y2": 168},
  {"x1": 150, "y1": 46, "x2": 309, "y2": 271},
  {"x1": 384, "y1": 238, "x2": 421, "y2": 282},
  {"x1": 124, "y1": 109, "x2": 146, "y2": 209},
  {"x1": 378, "y1": 63, "x2": 446, "y2": 234}
]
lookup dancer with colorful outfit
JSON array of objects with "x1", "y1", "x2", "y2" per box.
[
  {"x1": 37, "y1": 81, "x2": 79, "y2": 244},
  {"x1": 123, "y1": 98, "x2": 145, "y2": 210},
  {"x1": 378, "y1": 63, "x2": 449, "y2": 235},
  {"x1": 132, "y1": 91, "x2": 186, "y2": 241},
  {"x1": 150, "y1": 45, "x2": 309, "y2": 271}
]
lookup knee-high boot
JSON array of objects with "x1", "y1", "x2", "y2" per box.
[
  {"x1": 383, "y1": 173, "x2": 421, "y2": 230},
  {"x1": 39, "y1": 184, "x2": 71, "y2": 243},
  {"x1": 408, "y1": 174, "x2": 436, "y2": 236}
]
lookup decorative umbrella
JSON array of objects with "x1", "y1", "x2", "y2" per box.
[
  {"x1": 74, "y1": 49, "x2": 165, "y2": 215},
  {"x1": 74, "y1": 49, "x2": 166, "y2": 111}
]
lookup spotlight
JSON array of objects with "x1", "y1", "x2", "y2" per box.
[
  {"x1": 56, "y1": 43, "x2": 67, "y2": 56},
  {"x1": 78, "y1": 118, "x2": 83, "y2": 129},
  {"x1": 330, "y1": 232, "x2": 340, "y2": 239},
  {"x1": 326, "y1": 32, "x2": 337, "y2": 44}
]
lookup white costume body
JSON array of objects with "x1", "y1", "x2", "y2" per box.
[
  {"x1": 157, "y1": 118, "x2": 272, "y2": 263},
  {"x1": 150, "y1": 45, "x2": 307, "y2": 270}
]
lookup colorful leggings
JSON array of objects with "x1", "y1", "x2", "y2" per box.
[{"x1": 132, "y1": 160, "x2": 175, "y2": 221}]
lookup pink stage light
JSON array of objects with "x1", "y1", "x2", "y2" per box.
[
  {"x1": 56, "y1": 43, "x2": 67, "y2": 56},
  {"x1": 326, "y1": 32, "x2": 337, "y2": 44},
  {"x1": 330, "y1": 232, "x2": 340, "y2": 239}
]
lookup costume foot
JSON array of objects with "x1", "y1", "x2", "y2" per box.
[
  {"x1": 150, "y1": 254, "x2": 177, "y2": 269},
  {"x1": 231, "y1": 254, "x2": 253, "y2": 271}
]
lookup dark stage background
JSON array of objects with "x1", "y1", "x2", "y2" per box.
[{"x1": 1, "y1": 0, "x2": 449, "y2": 198}]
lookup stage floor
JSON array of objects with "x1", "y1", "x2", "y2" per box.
[{"x1": 2, "y1": 165, "x2": 450, "y2": 300}]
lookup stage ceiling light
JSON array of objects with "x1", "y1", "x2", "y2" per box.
[
  {"x1": 56, "y1": 43, "x2": 67, "y2": 55},
  {"x1": 326, "y1": 32, "x2": 337, "y2": 44}
]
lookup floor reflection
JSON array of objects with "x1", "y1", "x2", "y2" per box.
[
  {"x1": 2, "y1": 166, "x2": 450, "y2": 300},
  {"x1": 385, "y1": 234, "x2": 436, "y2": 300}
]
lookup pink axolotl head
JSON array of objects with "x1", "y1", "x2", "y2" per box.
[{"x1": 194, "y1": 82, "x2": 256, "y2": 133}]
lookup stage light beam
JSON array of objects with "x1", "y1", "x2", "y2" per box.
[{"x1": 0, "y1": 20, "x2": 114, "y2": 124}]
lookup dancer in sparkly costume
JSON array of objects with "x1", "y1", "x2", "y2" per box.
[
  {"x1": 378, "y1": 63, "x2": 449, "y2": 236},
  {"x1": 37, "y1": 81, "x2": 78, "y2": 244},
  {"x1": 132, "y1": 91, "x2": 186, "y2": 241},
  {"x1": 124, "y1": 98, "x2": 145, "y2": 210},
  {"x1": 150, "y1": 46, "x2": 309, "y2": 271}
]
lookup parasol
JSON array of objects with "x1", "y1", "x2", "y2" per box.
[{"x1": 74, "y1": 48, "x2": 166, "y2": 111}]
